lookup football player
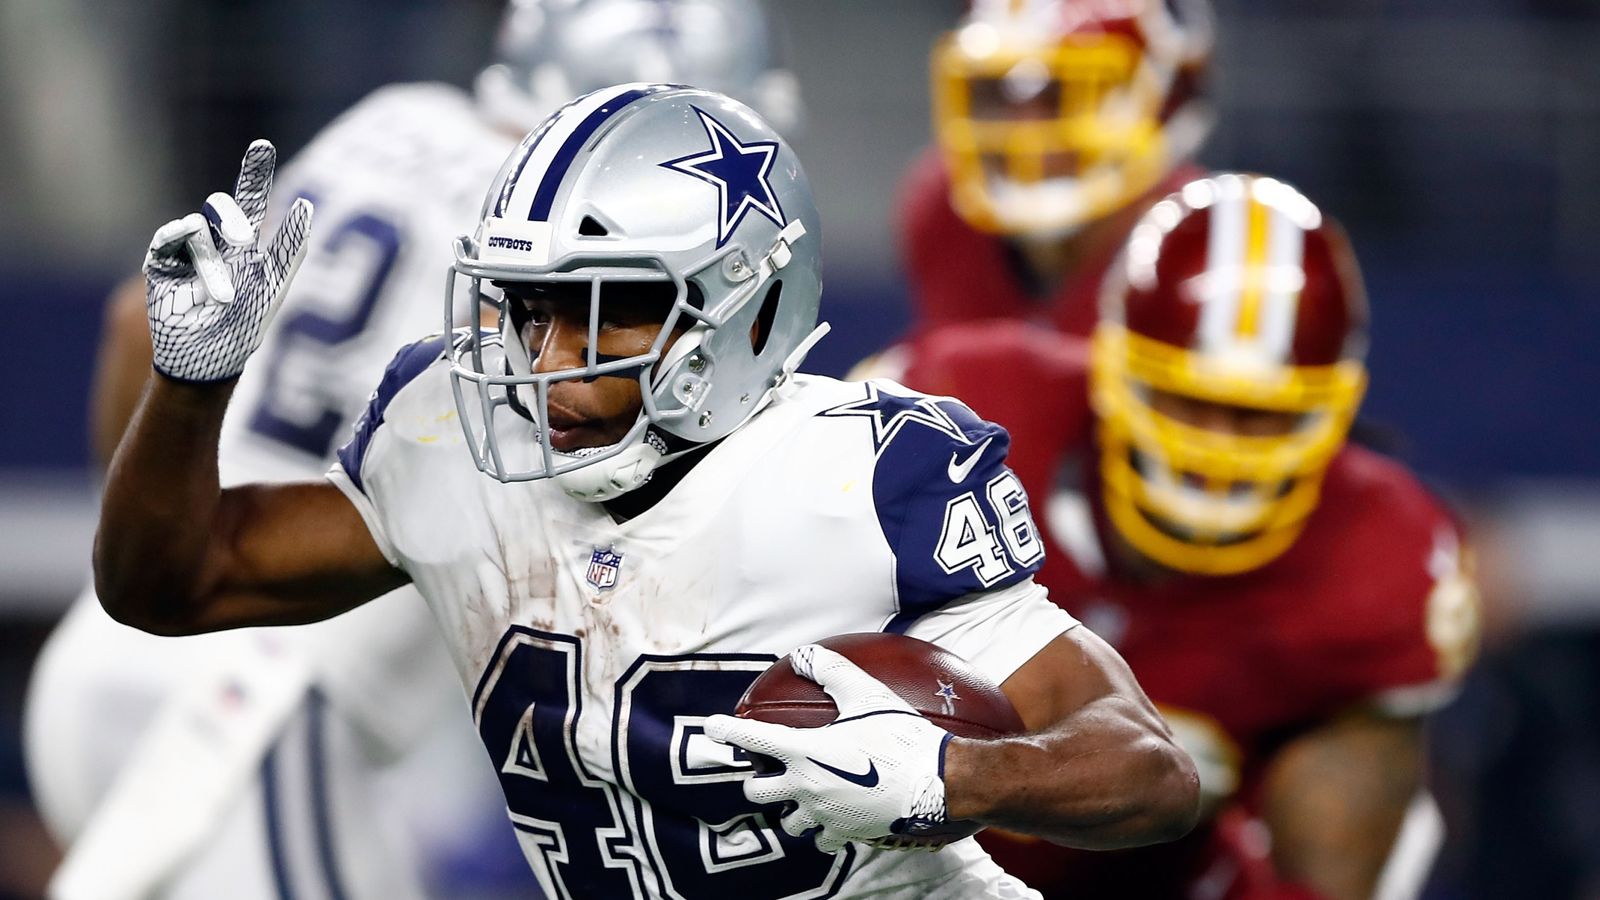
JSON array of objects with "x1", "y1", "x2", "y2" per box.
[
  {"x1": 903, "y1": 0, "x2": 1212, "y2": 340},
  {"x1": 28, "y1": 3, "x2": 799, "y2": 899},
  {"x1": 899, "y1": 173, "x2": 1481, "y2": 900},
  {"x1": 95, "y1": 85, "x2": 1201, "y2": 899}
]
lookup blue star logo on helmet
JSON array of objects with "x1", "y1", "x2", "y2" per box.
[{"x1": 661, "y1": 106, "x2": 786, "y2": 247}]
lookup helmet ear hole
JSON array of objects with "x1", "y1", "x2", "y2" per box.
[
  {"x1": 578, "y1": 215, "x2": 610, "y2": 237},
  {"x1": 752, "y1": 280, "x2": 783, "y2": 354}
]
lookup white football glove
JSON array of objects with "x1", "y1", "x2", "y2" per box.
[
  {"x1": 704, "y1": 645, "x2": 954, "y2": 855},
  {"x1": 143, "y1": 140, "x2": 313, "y2": 383}
]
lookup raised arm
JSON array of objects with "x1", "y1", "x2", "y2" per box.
[
  {"x1": 97, "y1": 381, "x2": 405, "y2": 634},
  {"x1": 90, "y1": 275, "x2": 155, "y2": 468},
  {"x1": 95, "y1": 141, "x2": 406, "y2": 636}
]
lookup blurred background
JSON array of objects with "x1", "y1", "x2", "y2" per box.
[{"x1": 0, "y1": 0, "x2": 1596, "y2": 896}]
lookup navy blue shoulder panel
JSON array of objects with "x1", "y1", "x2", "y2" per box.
[
  {"x1": 336, "y1": 334, "x2": 449, "y2": 493},
  {"x1": 822, "y1": 383, "x2": 1045, "y2": 631}
]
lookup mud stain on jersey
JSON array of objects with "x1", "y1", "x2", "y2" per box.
[{"x1": 487, "y1": 508, "x2": 563, "y2": 635}]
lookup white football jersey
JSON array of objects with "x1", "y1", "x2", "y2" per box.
[
  {"x1": 329, "y1": 332, "x2": 1079, "y2": 900},
  {"x1": 27, "y1": 84, "x2": 526, "y2": 900},
  {"x1": 221, "y1": 81, "x2": 513, "y2": 485},
  {"x1": 208, "y1": 80, "x2": 518, "y2": 748}
]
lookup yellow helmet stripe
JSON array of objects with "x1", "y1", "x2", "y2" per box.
[
  {"x1": 1193, "y1": 177, "x2": 1312, "y2": 363},
  {"x1": 1234, "y1": 197, "x2": 1271, "y2": 339},
  {"x1": 1257, "y1": 188, "x2": 1307, "y2": 362}
]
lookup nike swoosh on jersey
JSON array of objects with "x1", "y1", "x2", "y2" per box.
[
  {"x1": 946, "y1": 436, "x2": 994, "y2": 483},
  {"x1": 808, "y1": 756, "x2": 880, "y2": 788}
]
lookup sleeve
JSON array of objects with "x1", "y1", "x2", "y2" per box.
[
  {"x1": 1367, "y1": 515, "x2": 1481, "y2": 718},
  {"x1": 901, "y1": 578, "x2": 1079, "y2": 689},
  {"x1": 1321, "y1": 486, "x2": 1481, "y2": 719},
  {"x1": 868, "y1": 387, "x2": 1049, "y2": 632},
  {"x1": 324, "y1": 333, "x2": 450, "y2": 567}
]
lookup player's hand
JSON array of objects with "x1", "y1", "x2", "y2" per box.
[
  {"x1": 705, "y1": 645, "x2": 952, "y2": 855},
  {"x1": 143, "y1": 140, "x2": 313, "y2": 383}
]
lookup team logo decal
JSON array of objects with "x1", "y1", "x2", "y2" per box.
[
  {"x1": 934, "y1": 680, "x2": 961, "y2": 716},
  {"x1": 586, "y1": 546, "x2": 624, "y2": 590},
  {"x1": 660, "y1": 106, "x2": 786, "y2": 247},
  {"x1": 819, "y1": 382, "x2": 972, "y2": 451}
]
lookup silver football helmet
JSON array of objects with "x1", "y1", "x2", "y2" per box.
[
  {"x1": 446, "y1": 84, "x2": 825, "y2": 500},
  {"x1": 475, "y1": 0, "x2": 802, "y2": 135}
]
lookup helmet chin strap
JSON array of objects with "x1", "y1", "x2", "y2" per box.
[
  {"x1": 553, "y1": 427, "x2": 682, "y2": 502},
  {"x1": 553, "y1": 319, "x2": 832, "y2": 505}
]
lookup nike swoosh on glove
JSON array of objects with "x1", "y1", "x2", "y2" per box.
[
  {"x1": 143, "y1": 140, "x2": 313, "y2": 383},
  {"x1": 705, "y1": 644, "x2": 953, "y2": 855}
]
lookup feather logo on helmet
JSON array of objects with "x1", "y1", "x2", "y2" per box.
[{"x1": 661, "y1": 107, "x2": 786, "y2": 247}]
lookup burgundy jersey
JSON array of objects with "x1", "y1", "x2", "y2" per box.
[
  {"x1": 903, "y1": 321, "x2": 1477, "y2": 899},
  {"x1": 897, "y1": 148, "x2": 1206, "y2": 340}
]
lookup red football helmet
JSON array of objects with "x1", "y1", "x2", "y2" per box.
[
  {"x1": 1090, "y1": 173, "x2": 1369, "y2": 574},
  {"x1": 932, "y1": 0, "x2": 1213, "y2": 236}
]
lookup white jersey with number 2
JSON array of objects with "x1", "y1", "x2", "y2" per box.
[{"x1": 26, "y1": 83, "x2": 523, "y2": 900}]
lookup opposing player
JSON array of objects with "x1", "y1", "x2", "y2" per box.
[
  {"x1": 900, "y1": 173, "x2": 1480, "y2": 899},
  {"x1": 95, "y1": 85, "x2": 1200, "y2": 898},
  {"x1": 903, "y1": 0, "x2": 1212, "y2": 339},
  {"x1": 28, "y1": 4, "x2": 800, "y2": 898}
]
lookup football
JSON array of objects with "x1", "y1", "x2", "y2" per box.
[{"x1": 734, "y1": 632, "x2": 1025, "y2": 844}]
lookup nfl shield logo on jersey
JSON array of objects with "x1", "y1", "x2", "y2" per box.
[{"x1": 586, "y1": 547, "x2": 624, "y2": 590}]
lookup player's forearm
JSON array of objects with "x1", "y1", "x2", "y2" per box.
[
  {"x1": 90, "y1": 275, "x2": 157, "y2": 468},
  {"x1": 943, "y1": 694, "x2": 1200, "y2": 850},
  {"x1": 95, "y1": 376, "x2": 236, "y2": 634},
  {"x1": 1262, "y1": 714, "x2": 1424, "y2": 900}
]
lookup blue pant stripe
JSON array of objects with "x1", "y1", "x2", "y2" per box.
[
  {"x1": 307, "y1": 690, "x2": 350, "y2": 900},
  {"x1": 261, "y1": 744, "x2": 297, "y2": 900}
]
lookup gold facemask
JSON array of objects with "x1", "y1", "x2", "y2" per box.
[
  {"x1": 933, "y1": 30, "x2": 1168, "y2": 235},
  {"x1": 1090, "y1": 324, "x2": 1367, "y2": 575}
]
